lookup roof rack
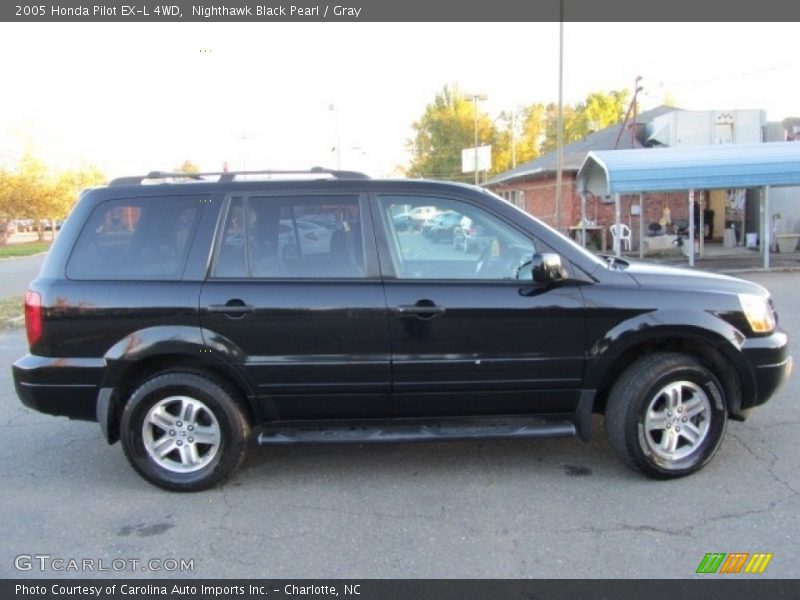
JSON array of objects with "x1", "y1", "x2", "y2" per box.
[{"x1": 109, "y1": 167, "x2": 370, "y2": 186}]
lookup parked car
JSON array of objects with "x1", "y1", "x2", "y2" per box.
[
  {"x1": 408, "y1": 205, "x2": 438, "y2": 229},
  {"x1": 14, "y1": 219, "x2": 34, "y2": 233},
  {"x1": 392, "y1": 212, "x2": 416, "y2": 232},
  {"x1": 422, "y1": 210, "x2": 462, "y2": 242},
  {"x1": 279, "y1": 218, "x2": 334, "y2": 258},
  {"x1": 453, "y1": 215, "x2": 494, "y2": 252},
  {"x1": 40, "y1": 219, "x2": 63, "y2": 232},
  {"x1": 12, "y1": 168, "x2": 791, "y2": 491}
]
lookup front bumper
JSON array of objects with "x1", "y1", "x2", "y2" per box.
[{"x1": 740, "y1": 330, "x2": 792, "y2": 410}]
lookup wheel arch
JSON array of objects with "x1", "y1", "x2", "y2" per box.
[
  {"x1": 589, "y1": 331, "x2": 750, "y2": 421},
  {"x1": 98, "y1": 327, "x2": 265, "y2": 444}
]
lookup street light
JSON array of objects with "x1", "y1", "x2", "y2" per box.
[{"x1": 470, "y1": 93, "x2": 488, "y2": 185}]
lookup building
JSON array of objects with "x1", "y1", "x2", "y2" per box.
[{"x1": 487, "y1": 106, "x2": 799, "y2": 251}]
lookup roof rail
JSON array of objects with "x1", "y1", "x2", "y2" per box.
[{"x1": 109, "y1": 167, "x2": 370, "y2": 186}]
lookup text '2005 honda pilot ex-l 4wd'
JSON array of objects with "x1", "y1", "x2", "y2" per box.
[{"x1": 13, "y1": 169, "x2": 792, "y2": 491}]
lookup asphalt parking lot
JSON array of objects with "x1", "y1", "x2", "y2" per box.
[{"x1": 0, "y1": 271, "x2": 797, "y2": 579}]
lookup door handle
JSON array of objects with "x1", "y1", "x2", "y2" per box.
[
  {"x1": 207, "y1": 300, "x2": 255, "y2": 315},
  {"x1": 395, "y1": 303, "x2": 446, "y2": 317}
]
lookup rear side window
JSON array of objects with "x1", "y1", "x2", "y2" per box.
[
  {"x1": 212, "y1": 195, "x2": 364, "y2": 278},
  {"x1": 67, "y1": 196, "x2": 202, "y2": 280}
]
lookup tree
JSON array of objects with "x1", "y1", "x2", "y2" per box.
[
  {"x1": 492, "y1": 104, "x2": 547, "y2": 173},
  {"x1": 0, "y1": 169, "x2": 16, "y2": 245},
  {"x1": 405, "y1": 86, "x2": 631, "y2": 180},
  {"x1": 406, "y1": 85, "x2": 495, "y2": 182},
  {"x1": 0, "y1": 153, "x2": 49, "y2": 243},
  {"x1": 541, "y1": 89, "x2": 630, "y2": 154},
  {"x1": 0, "y1": 153, "x2": 105, "y2": 244},
  {"x1": 176, "y1": 160, "x2": 200, "y2": 174},
  {"x1": 43, "y1": 165, "x2": 106, "y2": 239}
]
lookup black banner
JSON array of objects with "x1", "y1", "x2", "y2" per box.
[
  {"x1": 4, "y1": 580, "x2": 800, "y2": 600},
  {"x1": 4, "y1": 0, "x2": 800, "y2": 22}
]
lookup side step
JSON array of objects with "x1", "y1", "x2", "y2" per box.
[{"x1": 257, "y1": 415, "x2": 576, "y2": 446}]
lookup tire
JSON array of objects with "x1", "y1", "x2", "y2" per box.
[
  {"x1": 605, "y1": 352, "x2": 727, "y2": 479},
  {"x1": 120, "y1": 372, "x2": 250, "y2": 492}
]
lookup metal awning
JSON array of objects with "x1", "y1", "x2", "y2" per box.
[
  {"x1": 575, "y1": 142, "x2": 800, "y2": 268},
  {"x1": 577, "y1": 141, "x2": 800, "y2": 197}
]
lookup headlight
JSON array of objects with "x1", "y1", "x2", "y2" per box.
[{"x1": 738, "y1": 293, "x2": 776, "y2": 334}]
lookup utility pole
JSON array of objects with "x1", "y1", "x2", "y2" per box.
[
  {"x1": 555, "y1": 7, "x2": 564, "y2": 230},
  {"x1": 511, "y1": 111, "x2": 516, "y2": 169},
  {"x1": 471, "y1": 94, "x2": 487, "y2": 185}
]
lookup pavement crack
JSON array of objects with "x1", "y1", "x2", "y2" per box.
[
  {"x1": 740, "y1": 419, "x2": 800, "y2": 432},
  {"x1": 729, "y1": 430, "x2": 800, "y2": 498},
  {"x1": 685, "y1": 500, "x2": 782, "y2": 533},
  {"x1": 550, "y1": 523, "x2": 691, "y2": 538}
]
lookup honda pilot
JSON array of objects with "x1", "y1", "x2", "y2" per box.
[{"x1": 12, "y1": 169, "x2": 792, "y2": 491}]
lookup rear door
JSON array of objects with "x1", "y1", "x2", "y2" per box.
[
  {"x1": 199, "y1": 191, "x2": 391, "y2": 420},
  {"x1": 373, "y1": 192, "x2": 587, "y2": 418}
]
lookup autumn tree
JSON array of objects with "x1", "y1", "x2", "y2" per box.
[
  {"x1": 541, "y1": 89, "x2": 630, "y2": 153},
  {"x1": 492, "y1": 104, "x2": 547, "y2": 174},
  {"x1": 42, "y1": 165, "x2": 106, "y2": 239},
  {"x1": 0, "y1": 153, "x2": 105, "y2": 244},
  {"x1": 406, "y1": 86, "x2": 631, "y2": 181},
  {"x1": 0, "y1": 169, "x2": 17, "y2": 245},
  {"x1": 176, "y1": 160, "x2": 200, "y2": 174},
  {"x1": 405, "y1": 85, "x2": 495, "y2": 182}
]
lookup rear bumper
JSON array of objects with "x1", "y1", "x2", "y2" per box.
[
  {"x1": 12, "y1": 354, "x2": 105, "y2": 421},
  {"x1": 740, "y1": 330, "x2": 792, "y2": 410}
]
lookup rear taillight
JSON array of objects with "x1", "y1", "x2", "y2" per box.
[{"x1": 24, "y1": 290, "x2": 42, "y2": 347}]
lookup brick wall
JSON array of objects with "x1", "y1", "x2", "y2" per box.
[{"x1": 491, "y1": 174, "x2": 692, "y2": 244}]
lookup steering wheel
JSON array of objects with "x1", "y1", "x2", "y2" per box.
[{"x1": 513, "y1": 259, "x2": 533, "y2": 280}]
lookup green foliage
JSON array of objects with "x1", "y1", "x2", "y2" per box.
[
  {"x1": 406, "y1": 86, "x2": 631, "y2": 182},
  {"x1": 0, "y1": 152, "x2": 105, "y2": 244},
  {"x1": 541, "y1": 89, "x2": 630, "y2": 154},
  {"x1": 0, "y1": 295, "x2": 24, "y2": 330},
  {"x1": 405, "y1": 85, "x2": 494, "y2": 181},
  {"x1": 176, "y1": 160, "x2": 201, "y2": 174},
  {"x1": 0, "y1": 241, "x2": 50, "y2": 258},
  {"x1": 493, "y1": 104, "x2": 547, "y2": 174}
]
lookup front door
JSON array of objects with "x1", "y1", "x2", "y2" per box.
[{"x1": 374, "y1": 193, "x2": 586, "y2": 417}]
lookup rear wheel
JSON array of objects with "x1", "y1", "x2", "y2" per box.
[
  {"x1": 605, "y1": 353, "x2": 727, "y2": 478},
  {"x1": 121, "y1": 372, "x2": 250, "y2": 491}
]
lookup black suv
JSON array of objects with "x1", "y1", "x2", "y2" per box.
[{"x1": 12, "y1": 169, "x2": 792, "y2": 491}]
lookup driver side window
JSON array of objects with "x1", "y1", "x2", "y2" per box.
[{"x1": 378, "y1": 195, "x2": 536, "y2": 280}]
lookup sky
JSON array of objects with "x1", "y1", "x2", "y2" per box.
[{"x1": 0, "y1": 22, "x2": 797, "y2": 178}]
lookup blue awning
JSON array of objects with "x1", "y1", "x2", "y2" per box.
[{"x1": 577, "y1": 141, "x2": 800, "y2": 196}]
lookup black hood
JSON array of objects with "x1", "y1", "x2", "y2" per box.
[{"x1": 623, "y1": 262, "x2": 769, "y2": 297}]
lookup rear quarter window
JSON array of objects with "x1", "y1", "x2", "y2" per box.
[{"x1": 66, "y1": 196, "x2": 203, "y2": 280}]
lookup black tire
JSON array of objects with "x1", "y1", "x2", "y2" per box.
[
  {"x1": 120, "y1": 372, "x2": 250, "y2": 492},
  {"x1": 605, "y1": 352, "x2": 727, "y2": 479}
]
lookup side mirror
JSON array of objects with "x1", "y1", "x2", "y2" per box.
[{"x1": 531, "y1": 253, "x2": 565, "y2": 283}]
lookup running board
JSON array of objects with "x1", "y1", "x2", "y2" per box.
[{"x1": 257, "y1": 416, "x2": 576, "y2": 446}]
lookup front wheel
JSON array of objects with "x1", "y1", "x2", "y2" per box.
[
  {"x1": 121, "y1": 372, "x2": 250, "y2": 491},
  {"x1": 605, "y1": 353, "x2": 727, "y2": 479}
]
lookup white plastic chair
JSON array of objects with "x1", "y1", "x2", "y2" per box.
[{"x1": 610, "y1": 223, "x2": 632, "y2": 252}]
